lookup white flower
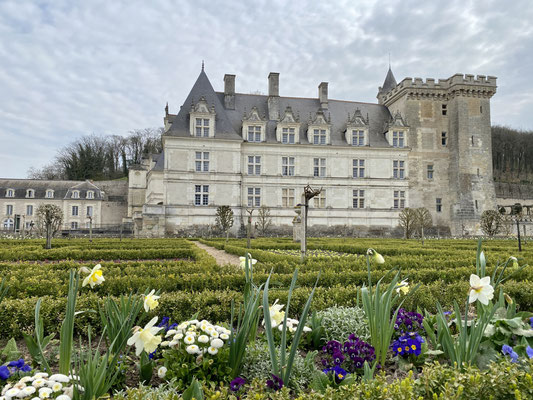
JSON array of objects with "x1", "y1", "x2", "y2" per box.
[
  {"x1": 19, "y1": 377, "x2": 34, "y2": 384},
  {"x1": 469, "y1": 274, "x2": 494, "y2": 306},
  {"x1": 127, "y1": 317, "x2": 163, "y2": 356},
  {"x1": 61, "y1": 386, "x2": 74, "y2": 399},
  {"x1": 509, "y1": 256, "x2": 519, "y2": 268},
  {"x1": 210, "y1": 331, "x2": 219, "y2": 339},
  {"x1": 48, "y1": 375, "x2": 70, "y2": 384},
  {"x1": 157, "y1": 366, "x2": 167, "y2": 379},
  {"x1": 38, "y1": 388, "x2": 52, "y2": 399},
  {"x1": 5, "y1": 389, "x2": 20, "y2": 398},
  {"x1": 174, "y1": 333, "x2": 184, "y2": 340},
  {"x1": 160, "y1": 341, "x2": 170, "y2": 347},
  {"x1": 2, "y1": 385, "x2": 12, "y2": 396},
  {"x1": 169, "y1": 340, "x2": 179, "y2": 347},
  {"x1": 211, "y1": 338, "x2": 224, "y2": 349},
  {"x1": 143, "y1": 289, "x2": 160, "y2": 312},
  {"x1": 32, "y1": 374, "x2": 48, "y2": 380},
  {"x1": 207, "y1": 346, "x2": 218, "y2": 355},
  {"x1": 186, "y1": 345, "x2": 200, "y2": 354},
  {"x1": 198, "y1": 335, "x2": 209, "y2": 343},
  {"x1": 303, "y1": 326, "x2": 312, "y2": 333},
  {"x1": 219, "y1": 333, "x2": 229, "y2": 340},
  {"x1": 51, "y1": 383, "x2": 62, "y2": 393},
  {"x1": 184, "y1": 335, "x2": 195, "y2": 345},
  {"x1": 165, "y1": 330, "x2": 177, "y2": 337},
  {"x1": 32, "y1": 380, "x2": 46, "y2": 389},
  {"x1": 55, "y1": 396, "x2": 71, "y2": 400},
  {"x1": 20, "y1": 387, "x2": 36, "y2": 397},
  {"x1": 82, "y1": 264, "x2": 105, "y2": 288},
  {"x1": 367, "y1": 248, "x2": 385, "y2": 264},
  {"x1": 13, "y1": 383, "x2": 26, "y2": 391},
  {"x1": 239, "y1": 254, "x2": 257, "y2": 270},
  {"x1": 268, "y1": 299, "x2": 285, "y2": 328},
  {"x1": 395, "y1": 279, "x2": 409, "y2": 296}
]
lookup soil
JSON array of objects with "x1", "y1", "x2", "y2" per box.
[{"x1": 193, "y1": 241, "x2": 241, "y2": 267}]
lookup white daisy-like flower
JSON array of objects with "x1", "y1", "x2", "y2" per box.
[
  {"x1": 49, "y1": 375, "x2": 70, "y2": 384},
  {"x1": 165, "y1": 330, "x2": 177, "y2": 337},
  {"x1": 208, "y1": 346, "x2": 218, "y2": 355},
  {"x1": 32, "y1": 380, "x2": 46, "y2": 389},
  {"x1": 174, "y1": 333, "x2": 184, "y2": 340},
  {"x1": 51, "y1": 383, "x2": 62, "y2": 392},
  {"x1": 13, "y1": 383, "x2": 26, "y2": 390},
  {"x1": 157, "y1": 366, "x2": 167, "y2": 379},
  {"x1": 160, "y1": 341, "x2": 170, "y2": 347},
  {"x1": 186, "y1": 345, "x2": 200, "y2": 354},
  {"x1": 55, "y1": 395, "x2": 71, "y2": 400},
  {"x1": 210, "y1": 331, "x2": 219, "y2": 339},
  {"x1": 21, "y1": 387, "x2": 36, "y2": 397},
  {"x1": 5, "y1": 388, "x2": 21, "y2": 398},
  {"x1": 61, "y1": 386, "x2": 74, "y2": 399},
  {"x1": 19, "y1": 377, "x2": 34, "y2": 384},
  {"x1": 38, "y1": 388, "x2": 53, "y2": 399},
  {"x1": 168, "y1": 339, "x2": 179, "y2": 347},
  {"x1": 219, "y1": 333, "x2": 229, "y2": 340},
  {"x1": 189, "y1": 319, "x2": 199, "y2": 325},
  {"x1": 177, "y1": 323, "x2": 188, "y2": 330},
  {"x1": 468, "y1": 274, "x2": 494, "y2": 305},
  {"x1": 67, "y1": 375, "x2": 79, "y2": 382},
  {"x1": 198, "y1": 335, "x2": 209, "y2": 343},
  {"x1": 2, "y1": 384, "x2": 13, "y2": 396},
  {"x1": 184, "y1": 335, "x2": 195, "y2": 345},
  {"x1": 32, "y1": 374, "x2": 48, "y2": 380},
  {"x1": 211, "y1": 338, "x2": 224, "y2": 349}
]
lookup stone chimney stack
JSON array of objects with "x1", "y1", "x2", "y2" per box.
[
  {"x1": 268, "y1": 72, "x2": 280, "y2": 120},
  {"x1": 319, "y1": 82, "x2": 328, "y2": 109},
  {"x1": 224, "y1": 74, "x2": 235, "y2": 109}
]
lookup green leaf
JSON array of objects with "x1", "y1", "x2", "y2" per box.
[
  {"x1": 1, "y1": 338, "x2": 20, "y2": 361},
  {"x1": 182, "y1": 377, "x2": 204, "y2": 400}
]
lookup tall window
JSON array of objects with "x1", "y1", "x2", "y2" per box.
[
  {"x1": 247, "y1": 156, "x2": 261, "y2": 175},
  {"x1": 313, "y1": 190, "x2": 326, "y2": 208},
  {"x1": 26, "y1": 189, "x2": 34, "y2": 198},
  {"x1": 26, "y1": 205, "x2": 33, "y2": 216},
  {"x1": 353, "y1": 189, "x2": 365, "y2": 209},
  {"x1": 195, "y1": 118, "x2": 210, "y2": 137},
  {"x1": 87, "y1": 191, "x2": 94, "y2": 199},
  {"x1": 6, "y1": 205, "x2": 13, "y2": 215},
  {"x1": 392, "y1": 131, "x2": 405, "y2": 148},
  {"x1": 3, "y1": 218, "x2": 13, "y2": 229},
  {"x1": 195, "y1": 152, "x2": 209, "y2": 172},
  {"x1": 393, "y1": 191, "x2": 405, "y2": 209},
  {"x1": 427, "y1": 164, "x2": 434, "y2": 180},
  {"x1": 247, "y1": 187, "x2": 261, "y2": 207},
  {"x1": 87, "y1": 206, "x2": 93, "y2": 216},
  {"x1": 194, "y1": 185, "x2": 209, "y2": 206},
  {"x1": 442, "y1": 104, "x2": 447, "y2": 116},
  {"x1": 436, "y1": 198, "x2": 442, "y2": 213},
  {"x1": 353, "y1": 159, "x2": 365, "y2": 178},
  {"x1": 282, "y1": 188, "x2": 295, "y2": 207},
  {"x1": 441, "y1": 132, "x2": 447, "y2": 146},
  {"x1": 71, "y1": 221, "x2": 78, "y2": 229},
  {"x1": 313, "y1": 158, "x2": 326, "y2": 177},
  {"x1": 72, "y1": 206, "x2": 79, "y2": 216},
  {"x1": 72, "y1": 191, "x2": 80, "y2": 199},
  {"x1": 6, "y1": 189, "x2": 14, "y2": 198},
  {"x1": 352, "y1": 130, "x2": 365, "y2": 146},
  {"x1": 46, "y1": 190, "x2": 54, "y2": 198},
  {"x1": 393, "y1": 160, "x2": 405, "y2": 179},
  {"x1": 282, "y1": 157, "x2": 295, "y2": 176},
  {"x1": 248, "y1": 126, "x2": 261, "y2": 142},
  {"x1": 313, "y1": 129, "x2": 326, "y2": 145},
  {"x1": 282, "y1": 127, "x2": 295, "y2": 144}
]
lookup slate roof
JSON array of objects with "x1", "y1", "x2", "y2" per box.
[
  {"x1": 381, "y1": 67, "x2": 397, "y2": 94},
  {"x1": 165, "y1": 70, "x2": 395, "y2": 148}
]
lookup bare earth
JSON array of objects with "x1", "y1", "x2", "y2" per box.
[{"x1": 193, "y1": 241, "x2": 241, "y2": 267}]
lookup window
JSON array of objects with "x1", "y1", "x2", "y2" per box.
[
  {"x1": 26, "y1": 189, "x2": 34, "y2": 198},
  {"x1": 72, "y1": 191, "x2": 80, "y2": 199},
  {"x1": 87, "y1": 206, "x2": 93, "y2": 216},
  {"x1": 46, "y1": 190, "x2": 54, "y2": 198},
  {"x1": 26, "y1": 205, "x2": 33, "y2": 216},
  {"x1": 195, "y1": 118, "x2": 210, "y2": 137},
  {"x1": 72, "y1": 206, "x2": 79, "y2": 216},
  {"x1": 3, "y1": 218, "x2": 13, "y2": 229},
  {"x1": 392, "y1": 131, "x2": 405, "y2": 148},
  {"x1": 313, "y1": 190, "x2": 326, "y2": 208},
  {"x1": 195, "y1": 152, "x2": 209, "y2": 172},
  {"x1": 313, "y1": 158, "x2": 326, "y2": 177},
  {"x1": 393, "y1": 160, "x2": 405, "y2": 179},
  {"x1": 442, "y1": 104, "x2": 447, "y2": 116},
  {"x1": 282, "y1": 127, "x2": 295, "y2": 144},
  {"x1": 87, "y1": 191, "x2": 94, "y2": 199},
  {"x1": 194, "y1": 185, "x2": 209, "y2": 206},
  {"x1": 71, "y1": 221, "x2": 78, "y2": 229},
  {"x1": 353, "y1": 189, "x2": 365, "y2": 209},
  {"x1": 471, "y1": 136, "x2": 474, "y2": 146},
  {"x1": 427, "y1": 164, "x2": 434, "y2": 180},
  {"x1": 475, "y1": 200, "x2": 479, "y2": 210},
  {"x1": 247, "y1": 156, "x2": 261, "y2": 175},
  {"x1": 393, "y1": 191, "x2": 405, "y2": 209},
  {"x1": 6, "y1": 189, "x2": 14, "y2": 198},
  {"x1": 247, "y1": 126, "x2": 262, "y2": 142},
  {"x1": 85, "y1": 222, "x2": 91, "y2": 228},
  {"x1": 282, "y1": 157, "x2": 295, "y2": 176},
  {"x1": 313, "y1": 129, "x2": 326, "y2": 145},
  {"x1": 6, "y1": 205, "x2": 13, "y2": 215},
  {"x1": 282, "y1": 188, "x2": 295, "y2": 207},
  {"x1": 353, "y1": 159, "x2": 365, "y2": 178},
  {"x1": 436, "y1": 198, "x2": 442, "y2": 213},
  {"x1": 441, "y1": 131, "x2": 447, "y2": 146},
  {"x1": 247, "y1": 187, "x2": 261, "y2": 207},
  {"x1": 352, "y1": 130, "x2": 365, "y2": 146}
]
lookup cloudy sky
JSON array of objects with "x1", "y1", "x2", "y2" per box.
[{"x1": 1, "y1": 0, "x2": 533, "y2": 178}]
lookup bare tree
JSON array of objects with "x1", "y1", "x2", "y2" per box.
[
  {"x1": 398, "y1": 208, "x2": 418, "y2": 239},
  {"x1": 256, "y1": 205, "x2": 272, "y2": 236},
  {"x1": 414, "y1": 207, "x2": 432, "y2": 245},
  {"x1": 36, "y1": 204, "x2": 63, "y2": 249},
  {"x1": 480, "y1": 210, "x2": 502, "y2": 237},
  {"x1": 215, "y1": 205, "x2": 234, "y2": 242}
]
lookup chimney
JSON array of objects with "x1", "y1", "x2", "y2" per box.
[
  {"x1": 319, "y1": 82, "x2": 328, "y2": 109},
  {"x1": 268, "y1": 72, "x2": 280, "y2": 120},
  {"x1": 224, "y1": 74, "x2": 235, "y2": 109}
]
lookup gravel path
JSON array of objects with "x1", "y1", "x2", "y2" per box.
[{"x1": 193, "y1": 241, "x2": 241, "y2": 267}]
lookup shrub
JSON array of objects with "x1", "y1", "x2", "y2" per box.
[{"x1": 316, "y1": 306, "x2": 369, "y2": 343}]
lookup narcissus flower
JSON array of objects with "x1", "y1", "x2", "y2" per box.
[
  {"x1": 366, "y1": 248, "x2": 385, "y2": 264},
  {"x1": 239, "y1": 253, "x2": 257, "y2": 270},
  {"x1": 143, "y1": 289, "x2": 160, "y2": 312},
  {"x1": 468, "y1": 274, "x2": 494, "y2": 305},
  {"x1": 267, "y1": 299, "x2": 285, "y2": 328},
  {"x1": 509, "y1": 256, "x2": 519, "y2": 268},
  {"x1": 396, "y1": 279, "x2": 409, "y2": 296},
  {"x1": 127, "y1": 317, "x2": 163, "y2": 356},
  {"x1": 82, "y1": 264, "x2": 105, "y2": 288}
]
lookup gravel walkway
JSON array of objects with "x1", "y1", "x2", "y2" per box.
[{"x1": 193, "y1": 241, "x2": 241, "y2": 267}]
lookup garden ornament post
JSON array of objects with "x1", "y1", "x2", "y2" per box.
[{"x1": 299, "y1": 185, "x2": 322, "y2": 262}]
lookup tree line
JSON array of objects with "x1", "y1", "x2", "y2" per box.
[
  {"x1": 27, "y1": 128, "x2": 163, "y2": 181},
  {"x1": 492, "y1": 125, "x2": 533, "y2": 183}
]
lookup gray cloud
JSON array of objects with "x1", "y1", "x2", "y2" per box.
[{"x1": 1, "y1": 0, "x2": 533, "y2": 178}]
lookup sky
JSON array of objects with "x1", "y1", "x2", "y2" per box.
[{"x1": 1, "y1": 0, "x2": 533, "y2": 178}]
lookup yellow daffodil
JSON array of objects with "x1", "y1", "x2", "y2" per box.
[
  {"x1": 366, "y1": 248, "x2": 385, "y2": 264},
  {"x1": 144, "y1": 289, "x2": 160, "y2": 312},
  {"x1": 468, "y1": 274, "x2": 494, "y2": 305},
  {"x1": 395, "y1": 279, "x2": 409, "y2": 295},
  {"x1": 127, "y1": 317, "x2": 163, "y2": 356},
  {"x1": 239, "y1": 253, "x2": 258, "y2": 270},
  {"x1": 509, "y1": 256, "x2": 519, "y2": 268},
  {"x1": 82, "y1": 264, "x2": 105, "y2": 288},
  {"x1": 267, "y1": 299, "x2": 285, "y2": 328}
]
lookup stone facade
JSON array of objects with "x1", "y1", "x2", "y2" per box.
[{"x1": 128, "y1": 67, "x2": 498, "y2": 237}]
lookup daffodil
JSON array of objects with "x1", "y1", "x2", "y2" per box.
[
  {"x1": 144, "y1": 289, "x2": 160, "y2": 312},
  {"x1": 396, "y1": 279, "x2": 409, "y2": 295},
  {"x1": 127, "y1": 317, "x2": 163, "y2": 356},
  {"x1": 82, "y1": 264, "x2": 105, "y2": 288},
  {"x1": 266, "y1": 299, "x2": 285, "y2": 328},
  {"x1": 239, "y1": 253, "x2": 257, "y2": 270},
  {"x1": 468, "y1": 274, "x2": 494, "y2": 305},
  {"x1": 366, "y1": 248, "x2": 385, "y2": 264},
  {"x1": 509, "y1": 256, "x2": 519, "y2": 268}
]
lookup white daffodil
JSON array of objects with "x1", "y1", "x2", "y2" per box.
[
  {"x1": 366, "y1": 248, "x2": 385, "y2": 264},
  {"x1": 211, "y1": 338, "x2": 224, "y2": 349},
  {"x1": 157, "y1": 366, "x2": 167, "y2": 379},
  {"x1": 82, "y1": 264, "x2": 105, "y2": 288},
  {"x1": 509, "y1": 256, "x2": 519, "y2": 268},
  {"x1": 207, "y1": 346, "x2": 218, "y2": 355},
  {"x1": 127, "y1": 317, "x2": 163, "y2": 356},
  {"x1": 186, "y1": 345, "x2": 199, "y2": 354},
  {"x1": 469, "y1": 274, "x2": 494, "y2": 306},
  {"x1": 395, "y1": 279, "x2": 410, "y2": 296},
  {"x1": 143, "y1": 289, "x2": 160, "y2": 312},
  {"x1": 239, "y1": 254, "x2": 258, "y2": 270},
  {"x1": 268, "y1": 299, "x2": 285, "y2": 328}
]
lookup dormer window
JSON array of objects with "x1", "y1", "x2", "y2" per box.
[
  {"x1": 307, "y1": 109, "x2": 330, "y2": 145},
  {"x1": 72, "y1": 190, "x2": 80, "y2": 199},
  {"x1": 46, "y1": 190, "x2": 54, "y2": 198},
  {"x1": 351, "y1": 130, "x2": 365, "y2": 146},
  {"x1": 282, "y1": 128, "x2": 295, "y2": 144},
  {"x1": 87, "y1": 190, "x2": 94, "y2": 199},
  {"x1": 345, "y1": 109, "x2": 369, "y2": 146},
  {"x1": 276, "y1": 106, "x2": 301, "y2": 144},
  {"x1": 312, "y1": 129, "x2": 326, "y2": 145},
  {"x1": 26, "y1": 189, "x2": 35, "y2": 198},
  {"x1": 5, "y1": 189, "x2": 14, "y2": 198},
  {"x1": 247, "y1": 126, "x2": 261, "y2": 142},
  {"x1": 242, "y1": 107, "x2": 266, "y2": 142},
  {"x1": 189, "y1": 96, "x2": 216, "y2": 138},
  {"x1": 386, "y1": 111, "x2": 409, "y2": 148},
  {"x1": 392, "y1": 131, "x2": 405, "y2": 148}
]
